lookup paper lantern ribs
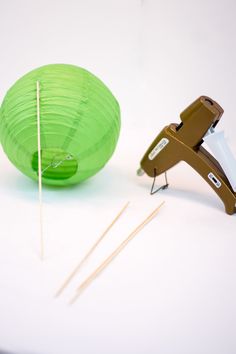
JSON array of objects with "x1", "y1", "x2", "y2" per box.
[{"x1": 0, "y1": 64, "x2": 121, "y2": 186}]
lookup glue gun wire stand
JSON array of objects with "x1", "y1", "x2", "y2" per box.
[
  {"x1": 150, "y1": 170, "x2": 169, "y2": 195},
  {"x1": 138, "y1": 96, "x2": 236, "y2": 215}
]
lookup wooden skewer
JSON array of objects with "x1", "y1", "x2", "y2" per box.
[
  {"x1": 69, "y1": 201, "x2": 165, "y2": 305},
  {"x1": 36, "y1": 81, "x2": 44, "y2": 260},
  {"x1": 55, "y1": 201, "x2": 130, "y2": 297}
]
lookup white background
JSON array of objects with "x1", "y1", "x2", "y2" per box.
[{"x1": 0, "y1": 1, "x2": 236, "y2": 353}]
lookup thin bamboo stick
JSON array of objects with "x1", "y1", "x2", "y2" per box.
[
  {"x1": 69, "y1": 201, "x2": 165, "y2": 304},
  {"x1": 36, "y1": 81, "x2": 44, "y2": 260},
  {"x1": 55, "y1": 201, "x2": 130, "y2": 297}
]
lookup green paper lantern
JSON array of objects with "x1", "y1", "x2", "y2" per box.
[{"x1": 0, "y1": 64, "x2": 120, "y2": 186}]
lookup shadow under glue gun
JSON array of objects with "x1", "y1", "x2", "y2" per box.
[{"x1": 138, "y1": 96, "x2": 236, "y2": 215}]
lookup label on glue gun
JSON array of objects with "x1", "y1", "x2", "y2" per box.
[
  {"x1": 148, "y1": 138, "x2": 169, "y2": 160},
  {"x1": 208, "y1": 172, "x2": 222, "y2": 189}
]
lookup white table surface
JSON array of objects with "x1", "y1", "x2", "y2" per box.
[{"x1": 0, "y1": 1, "x2": 236, "y2": 353}]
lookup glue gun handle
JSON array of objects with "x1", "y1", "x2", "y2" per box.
[
  {"x1": 204, "y1": 131, "x2": 236, "y2": 192},
  {"x1": 184, "y1": 146, "x2": 236, "y2": 215}
]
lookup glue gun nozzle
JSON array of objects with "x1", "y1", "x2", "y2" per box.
[{"x1": 137, "y1": 167, "x2": 145, "y2": 176}]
